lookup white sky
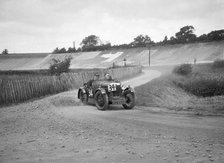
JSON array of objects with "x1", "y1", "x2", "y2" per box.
[{"x1": 0, "y1": 0, "x2": 223, "y2": 53}]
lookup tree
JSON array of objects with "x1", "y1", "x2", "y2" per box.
[
  {"x1": 175, "y1": 25, "x2": 197, "y2": 43},
  {"x1": 52, "y1": 47, "x2": 60, "y2": 54},
  {"x1": 67, "y1": 47, "x2": 76, "y2": 53},
  {"x1": 49, "y1": 56, "x2": 72, "y2": 75},
  {"x1": 131, "y1": 34, "x2": 151, "y2": 47},
  {"x1": 52, "y1": 47, "x2": 70, "y2": 54},
  {"x1": 197, "y1": 34, "x2": 207, "y2": 42},
  {"x1": 207, "y1": 30, "x2": 224, "y2": 41},
  {"x1": 169, "y1": 36, "x2": 177, "y2": 44},
  {"x1": 163, "y1": 36, "x2": 168, "y2": 42},
  {"x1": 59, "y1": 47, "x2": 66, "y2": 53},
  {"x1": 2, "y1": 49, "x2": 8, "y2": 55},
  {"x1": 80, "y1": 35, "x2": 101, "y2": 51},
  {"x1": 76, "y1": 47, "x2": 82, "y2": 52}
]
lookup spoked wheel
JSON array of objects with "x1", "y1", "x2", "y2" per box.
[
  {"x1": 122, "y1": 92, "x2": 135, "y2": 109},
  {"x1": 79, "y1": 91, "x2": 88, "y2": 104},
  {"x1": 94, "y1": 91, "x2": 108, "y2": 110}
]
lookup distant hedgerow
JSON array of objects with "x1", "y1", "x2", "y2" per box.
[{"x1": 212, "y1": 59, "x2": 224, "y2": 68}]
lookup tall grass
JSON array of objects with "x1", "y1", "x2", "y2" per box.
[
  {"x1": 173, "y1": 62, "x2": 224, "y2": 97},
  {"x1": 175, "y1": 73, "x2": 224, "y2": 97},
  {"x1": 212, "y1": 59, "x2": 224, "y2": 68}
]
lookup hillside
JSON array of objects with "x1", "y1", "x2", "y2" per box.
[{"x1": 0, "y1": 41, "x2": 224, "y2": 70}]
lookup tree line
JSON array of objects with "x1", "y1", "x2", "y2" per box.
[
  {"x1": 52, "y1": 26, "x2": 224, "y2": 53},
  {"x1": 1, "y1": 26, "x2": 224, "y2": 54}
]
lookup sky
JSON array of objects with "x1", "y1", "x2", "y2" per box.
[{"x1": 0, "y1": 0, "x2": 223, "y2": 53}]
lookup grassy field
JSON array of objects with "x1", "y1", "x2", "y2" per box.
[{"x1": 136, "y1": 63, "x2": 224, "y2": 115}]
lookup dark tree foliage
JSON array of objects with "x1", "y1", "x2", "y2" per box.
[
  {"x1": 67, "y1": 47, "x2": 76, "y2": 53},
  {"x1": 196, "y1": 34, "x2": 207, "y2": 42},
  {"x1": 160, "y1": 27, "x2": 224, "y2": 46},
  {"x1": 59, "y1": 47, "x2": 66, "y2": 53},
  {"x1": 163, "y1": 36, "x2": 168, "y2": 42},
  {"x1": 81, "y1": 43, "x2": 111, "y2": 52},
  {"x1": 207, "y1": 30, "x2": 224, "y2": 41},
  {"x1": 49, "y1": 56, "x2": 72, "y2": 75},
  {"x1": 167, "y1": 36, "x2": 178, "y2": 44},
  {"x1": 80, "y1": 35, "x2": 100, "y2": 50},
  {"x1": 76, "y1": 47, "x2": 82, "y2": 52},
  {"x1": 52, "y1": 47, "x2": 60, "y2": 54},
  {"x1": 79, "y1": 35, "x2": 113, "y2": 52},
  {"x1": 212, "y1": 59, "x2": 224, "y2": 68},
  {"x1": 111, "y1": 44, "x2": 133, "y2": 49},
  {"x1": 1, "y1": 49, "x2": 8, "y2": 55},
  {"x1": 52, "y1": 47, "x2": 76, "y2": 54},
  {"x1": 175, "y1": 25, "x2": 197, "y2": 43},
  {"x1": 52, "y1": 47, "x2": 66, "y2": 54},
  {"x1": 131, "y1": 34, "x2": 151, "y2": 47}
]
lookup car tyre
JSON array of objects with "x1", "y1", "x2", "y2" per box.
[
  {"x1": 122, "y1": 92, "x2": 135, "y2": 109},
  {"x1": 79, "y1": 91, "x2": 88, "y2": 104},
  {"x1": 95, "y1": 91, "x2": 108, "y2": 110}
]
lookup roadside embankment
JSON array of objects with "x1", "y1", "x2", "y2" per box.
[{"x1": 135, "y1": 64, "x2": 224, "y2": 115}]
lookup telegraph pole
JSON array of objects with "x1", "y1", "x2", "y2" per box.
[{"x1": 146, "y1": 41, "x2": 151, "y2": 66}]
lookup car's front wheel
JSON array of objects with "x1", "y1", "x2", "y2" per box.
[
  {"x1": 79, "y1": 91, "x2": 88, "y2": 104},
  {"x1": 122, "y1": 92, "x2": 135, "y2": 109},
  {"x1": 94, "y1": 91, "x2": 108, "y2": 110}
]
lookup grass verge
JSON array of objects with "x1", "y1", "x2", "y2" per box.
[{"x1": 135, "y1": 63, "x2": 224, "y2": 115}]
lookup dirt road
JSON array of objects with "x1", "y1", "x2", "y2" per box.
[
  {"x1": 0, "y1": 68, "x2": 224, "y2": 163},
  {"x1": 123, "y1": 68, "x2": 161, "y2": 87}
]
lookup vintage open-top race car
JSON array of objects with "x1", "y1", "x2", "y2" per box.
[{"x1": 77, "y1": 75, "x2": 135, "y2": 110}]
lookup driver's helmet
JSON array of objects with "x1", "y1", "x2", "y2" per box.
[
  {"x1": 93, "y1": 73, "x2": 100, "y2": 80},
  {"x1": 105, "y1": 73, "x2": 112, "y2": 80}
]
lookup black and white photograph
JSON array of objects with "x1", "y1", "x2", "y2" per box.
[{"x1": 0, "y1": 0, "x2": 224, "y2": 162}]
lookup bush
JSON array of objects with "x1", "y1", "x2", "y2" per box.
[
  {"x1": 212, "y1": 59, "x2": 224, "y2": 68},
  {"x1": 172, "y1": 64, "x2": 192, "y2": 75},
  {"x1": 1, "y1": 49, "x2": 8, "y2": 55},
  {"x1": 49, "y1": 56, "x2": 72, "y2": 75},
  {"x1": 175, "y1": 75, "x2": 224, "y2": 97}
]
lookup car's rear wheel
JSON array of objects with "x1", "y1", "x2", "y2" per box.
[
  {"x1": 122, "y1": 92, "x2": 135, "y2": 109},
  {"x1": 95, "y1": 91, "x2": 108, "y2": 110},
  {"x1": 79, "y1": 91, "x2": 88, "y2": 104}
]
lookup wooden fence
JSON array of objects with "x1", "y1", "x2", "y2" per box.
[{"x1": 0, "y1": 66, "x2": 142, "y2": 105}]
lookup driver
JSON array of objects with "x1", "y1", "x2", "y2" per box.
[
  {"x1": 104, "y1": 73, "x2": 112, "y2": 81},
  {"x1": 86, "y1": 73, "x2": 100, "y2": 88}
]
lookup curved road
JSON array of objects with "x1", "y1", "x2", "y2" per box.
[{"x1": 123, "y1": 68, "x2": 161, "y2": 87}]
